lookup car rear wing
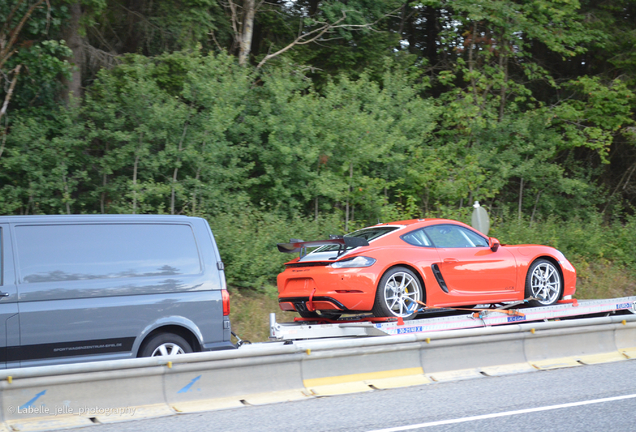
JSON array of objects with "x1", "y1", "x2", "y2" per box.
[{"x1": 277, "y1": 236, "x2": 369, "y2": 258}]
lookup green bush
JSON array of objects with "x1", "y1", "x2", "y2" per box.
[
  {"x1": 208, "y1": 209, "x2": 340, "y2": 290},
  {"x1": 214, "y1": 209, "x2": 636, "y2": 296}
]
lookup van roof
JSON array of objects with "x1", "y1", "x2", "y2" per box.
[{"x1": 0, "y1": 214, "x2": 202, "y2": 223}]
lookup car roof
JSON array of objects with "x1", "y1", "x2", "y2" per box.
[{"x1": 372, "y1": 218, "x2": 470, "y2": 228}]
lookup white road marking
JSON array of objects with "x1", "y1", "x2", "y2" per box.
[{"x1": 366, "y1": 393, "x2": 636, "y2": 432}]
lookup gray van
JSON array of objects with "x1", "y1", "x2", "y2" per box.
[{"x1": 0, "y1": 215, "x2": 234, "y2": 368}]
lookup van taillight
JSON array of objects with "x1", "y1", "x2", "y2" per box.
[{"x1": 222, "y1": 289, "x2": 230, "y2": 316}]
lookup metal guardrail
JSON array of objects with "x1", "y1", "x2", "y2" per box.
[{"x1": 1, "y1": 314, "x2": 635, "y2": 431}]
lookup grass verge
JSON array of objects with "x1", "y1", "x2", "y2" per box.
[{"x1": 228, "y1": 288, "x2": 290, "y2": 344}]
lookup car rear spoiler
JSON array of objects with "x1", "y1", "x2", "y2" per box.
[{"x1": 277, "y1": 236, "x2": 369, "y2": 258}]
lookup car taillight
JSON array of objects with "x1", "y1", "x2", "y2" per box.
[{"x1": 222, "y1": 289, "x2": 230, "y2": 316}]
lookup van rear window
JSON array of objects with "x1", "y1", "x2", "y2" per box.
[{"x1": 15, "y1": 224, "x2": 201, "y2": 283}]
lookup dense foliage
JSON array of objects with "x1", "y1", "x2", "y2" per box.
[{"x1": 1, "y1": 0, "x2": 636, "y2": 288}]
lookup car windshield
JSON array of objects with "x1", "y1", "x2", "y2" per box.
[{"x1": 313, "y1": 226, "x2": 400, "y2": 252}]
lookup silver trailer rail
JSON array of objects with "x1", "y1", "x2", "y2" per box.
[{"x1": 270, "y1": 297, "x2": 636, "y2": 340}]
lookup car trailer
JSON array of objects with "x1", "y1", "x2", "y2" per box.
[{"x1": 269, "y1": 296, "x2": 636, "y2": 341}]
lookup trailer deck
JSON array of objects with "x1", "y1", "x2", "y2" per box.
[{"x1": 269, "y1": 297, "x2": 636, "y2": 341}]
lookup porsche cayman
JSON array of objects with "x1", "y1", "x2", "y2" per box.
[{"x1": 276, "y1": 219, "x2": 576, "y2": 320}]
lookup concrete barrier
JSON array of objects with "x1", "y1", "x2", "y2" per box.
[{"x1": 0, "y1": 314, "x2": 634, "y2": 430}]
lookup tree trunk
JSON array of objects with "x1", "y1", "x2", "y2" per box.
[
  {"x1": 62, "y1": 172, "x2": 71, "y2": 214},
  {"x1": 0, "y1": 65, "x2": 21, "y2": 123},
  {"x1": 345, "y1": 162, "x2": 353, "y2": 231},
  {"x1": 238, "y1": 0, "x2": 255, "y2": 65},
  {"x1": 424, "y1": 6, "x2": 439, "y2": 65},
  {"x1": 171, "y1": 124, "x2": 187, "y2": 215},
  {"x1": 518, "y1": 177, "x2": 524, "y2": 220},
  {"x1": 530, "y1": 189, "x2": 543, "y2": 225},
  {"x1": 132, "y1": 153, "x2": 140, "y2": 214},
  {"x1": 61, "y1": 2, "x2": 84, "y2": 104},
  {"x1": 498, "y1": 49, "x2": 508, "y2": 122},
  {"x1": 101, "y1": 173, "x2": 107, "y2": 214},
  {"x1": 191, "y1": 168, "x2": 201, "y2": 215}
]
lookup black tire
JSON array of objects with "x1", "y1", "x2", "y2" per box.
[
  {"x1": 139, "y1": 333, "x2": 193, "y2": 357},
  {"x1": 525, "y1": 259, "x2": 562, "y2": 307},
  {"x1": 372, "y1": 266, "x2": 423, "y2": 320}
]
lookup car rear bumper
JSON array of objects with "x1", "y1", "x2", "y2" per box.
[{"x1": 277, "y1": 266, "x2": 379, "y2": 312}]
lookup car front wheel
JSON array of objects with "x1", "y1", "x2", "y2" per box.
[
  {"x1": 525, "y1": 259, "x2": 562, "y2": 307},
  {"x1": 372, "y1": 267, "x2": 422, "y2": 320}
]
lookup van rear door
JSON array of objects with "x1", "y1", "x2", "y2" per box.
[{"x1": 0, "y1": 224, "x2": 19, "y2": 369}]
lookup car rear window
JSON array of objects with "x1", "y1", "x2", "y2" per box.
[
  {"x1": 15, "y1": 224, "x2": 202, "y2": 283},
  {"x1": 316, "y1": 226, "x2": 399, "y2": 252}
]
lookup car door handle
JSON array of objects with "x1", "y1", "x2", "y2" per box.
[
  {"x1": 0, "y1": 292, "x2": 9, "y2": 298},
  {"x1": 443, "y1": 258, "x2": 458, "y2": 263}
]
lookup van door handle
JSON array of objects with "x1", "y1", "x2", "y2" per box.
[
  {"x1": 443, "y1": 258, "x2": 458, "y2": 263},
  {"x1": 0, "y1": 292, "x2": 9, "y2": 298}
]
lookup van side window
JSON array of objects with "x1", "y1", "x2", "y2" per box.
[
  {"x1": 15, "y1": 224, "x2": 201, "y2": 283},
  {"x1": 0, "y1": 227, "x2": 3, "y2": 286}
]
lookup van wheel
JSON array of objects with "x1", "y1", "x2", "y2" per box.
[{"x1": 139, "y1": 333, "x2": 193, "y2": 357}]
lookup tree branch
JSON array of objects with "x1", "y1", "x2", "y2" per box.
[
  {"x1": 0, "y1": 64, "x2": 21, "y2": 124},
  {"x1": 1, "y1": 0, "x2": 27, "y2": 38},
  {"x1": 0, "y1": 0, "x2": 47, "y2": 70},
  {"x1": 256, "y1": 12, "x2": 349, "y2": 69},
  {"x1": 256, "y1": 7, "x2": 396, "y2": 69}
]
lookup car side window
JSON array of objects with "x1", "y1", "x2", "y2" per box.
[
  {"x1": 461, "y1": 227, "x2": 489, "y2": 247},
  {"x1": 401, "y1": 229, "x2": 433, "y2": 247},
  {"x1": 423, "y1": 225, "x2": 488, "y2": 248}
]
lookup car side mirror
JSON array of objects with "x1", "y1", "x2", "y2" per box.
[{"x1": 489, "y1": 237, "x2": 500, "y2": 252}]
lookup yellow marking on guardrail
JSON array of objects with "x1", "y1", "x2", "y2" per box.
[
  {"x1": 619, "y1": 347, "x2": 636, "y2": 359},
  {"x1": 531, "y1": 357, "x2": 581, "y2": 370},
  {"x1": 429, "y1": 368, "x2": 483, "y2": 382},
  {"x1": 304, "y1": 367, "x2": 423, "y2": 388},
  {"x1": 577, "y1": 352, "x2": 627, "y2": 365},
  {"x1": 480, "y1": 363, "x2": 536, "y2": 376}
]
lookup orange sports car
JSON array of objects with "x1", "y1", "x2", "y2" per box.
[{"x1": 277, "y1": 219, "x2": 576, "y2": 320}]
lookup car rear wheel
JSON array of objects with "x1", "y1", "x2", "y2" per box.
[
  {"x1": 525, "y1": 259, "x2": 562, "y2": 307},
  {"x1": 372, "y1": 267, "x2": 422, "y2": 320},
  {"x1": 139, "y1": 333, "x2": 193, "y2": 357}
]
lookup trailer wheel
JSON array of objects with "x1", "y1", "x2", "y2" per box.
[
  {"x1": 525, "y1": 259, "x2": 562, "y2": 307},
  {"x1": 372, "y1": 266, "x2": 422, "y2": 320},
  {"x1": 298, "y1": 310, "x2": 342, "y2": 320}
]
